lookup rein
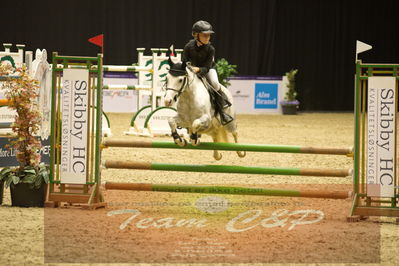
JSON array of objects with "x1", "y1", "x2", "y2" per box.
[{"x1": 165, "y1": 76, "x2": 187, "y2": 100}]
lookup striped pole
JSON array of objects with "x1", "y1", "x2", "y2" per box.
[
  {"x1": 0, "y1": 133, "x2": 16, "y2": 137},
  {"x1": 102, "y1": 139, "x2": 353, "y2": 156},
  {"x1": 0, "y1": 99, "x2": 10, "y2": 106},
  {"x1": 0, "y1": 76, "x2": 21, "y2": 81},
  {"x1": 105, "y1": 182, "x2": 351, "y2": 199},
  {"x1": 0, "y1": 122, "x2": 12, "y2": 129},
  {"x1": 103, "y1": 84, "x2": 152, "y2": 90},
  {"x1": 103, "y1": 160, "x2": 352, "y2": 177},
  {"x1": 103, "y1": 65, "x2": 152, "y2": 72}
]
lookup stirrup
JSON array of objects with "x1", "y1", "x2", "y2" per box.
[{"x1": 220, "y1": 112, "x2": 234, "y2": 125}]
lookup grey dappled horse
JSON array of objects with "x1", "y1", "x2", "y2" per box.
[{"x1": 163, "y1": 60, "x2": 246, "y2": 160}]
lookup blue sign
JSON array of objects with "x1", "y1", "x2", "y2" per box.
[
  {"x1": 254, "y1": 83, "x2": 278, "y2": 109},
  {"x1": 0, "y1": 137, "x2": 50, "y2": 167}
]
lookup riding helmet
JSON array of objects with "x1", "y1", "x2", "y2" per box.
[{"x1": 192, "y1": 20, "x2": 215, "y2": 34}]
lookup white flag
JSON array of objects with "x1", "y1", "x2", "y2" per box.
[{"x1": 356, "y1": 40, "x2": 372, "y2": 54}]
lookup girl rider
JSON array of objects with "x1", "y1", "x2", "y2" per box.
[{"x1": 182, "y1": 20, "x2": 233, "y2": 125}]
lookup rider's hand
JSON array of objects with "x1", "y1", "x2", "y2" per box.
[{"x1": 192, "y1": 67, "x2": 200, "y2": 73}]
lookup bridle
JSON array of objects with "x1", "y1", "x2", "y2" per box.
[{"x1": 164, "y1": 68, "x2": 194, "y2": 101}]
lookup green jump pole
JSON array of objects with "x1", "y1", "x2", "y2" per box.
[
  {"x1": 105, "y1": 182, "x2": 351, "y2": 199},
  {"x1": 102, "y1": 139, "x2": 353, "y2": 156},
  {"x1": 103, "y1": 160, "x2": 352, "y2": 177}
]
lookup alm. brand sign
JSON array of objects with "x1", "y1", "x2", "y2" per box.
[
  {"x1": 367, "y1": 77, "x2": 396, "y2": 197},
  {"x1": 254, "y1": 83, "x2": 278, "y2": 109},
  {"x1": 60, "y1": 69, "x2": 89, "y2": 184}
]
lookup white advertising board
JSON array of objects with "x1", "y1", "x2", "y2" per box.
[
  {"x1": 367, "y1": 76, "x2": 396, "y2": 197},
  {"x1": 227, "y1": 77, "x2": 286, "y2": 114},
  {"x1": 60, "y1": 69, "x2": 89, "y2": 184},
  {"x1": 102, "y1": 76, "x2": 286, "y2": 114}
]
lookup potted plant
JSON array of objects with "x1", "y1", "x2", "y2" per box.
[
  {"x1": 0, "y1": 63, "x2": 49, "y2": 207},
  {"x1": 215, "y1": 58, "x2": 238, "y2": 87},
  {"x1": 280, "y1": 69, "x2": 299, "y2": 115}
]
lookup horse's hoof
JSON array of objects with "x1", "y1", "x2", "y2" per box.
[
  {"x1": 213, "y1": 153, "x2": 222, "y2": 161},
  {"x1": 176, "y1": 138, "x2": 187, "y2": 147},
  {"x1": 191, "y1": 138, "x2": 200, "y2": 146},
  {"x1": 237, "y1": 151, "x2": 246, "y2": 158}
]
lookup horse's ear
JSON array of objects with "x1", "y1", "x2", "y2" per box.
[{"x1": 168, "y1": 44, "x2": 176, "y2": 67}]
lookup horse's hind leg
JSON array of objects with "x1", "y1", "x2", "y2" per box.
[
  {"x1": 213, "y1": 150, "x2": 222, "y2": 160},
  {"x1": 224, "y1": 118, "x2": 246, "y2": 158},
  {"x1": 232, "y1": 131, "x2": 246, "y2": 158},
  {"x1": 211, "y1": 134, "x2": 222, "y2": 160}
]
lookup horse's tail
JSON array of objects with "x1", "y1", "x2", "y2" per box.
[{"x1": 215, "y1": 126, "x2": 229, "y2": 143}]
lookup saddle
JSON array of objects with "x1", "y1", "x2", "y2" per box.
[{"x1": 197, "y1": 75, "x2": 218, "y2": 110}]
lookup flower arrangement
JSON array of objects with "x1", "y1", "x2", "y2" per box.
[
  {"x1": 0, "y1": 63, "x2": 49, "y2": 189},
  {"x1": 280, "y1": 69, "x2": 299, "y2": 106},
  {"x1": 0, "y1": 61, "x2": 14, "y2": 76}
]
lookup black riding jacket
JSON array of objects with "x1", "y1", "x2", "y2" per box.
[{"x1": 182, "y1": 39, "x2": 216, "y2": 76}]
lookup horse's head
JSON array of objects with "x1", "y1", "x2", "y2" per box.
[{"x1": 164, "y1": 58, "x2": 188, "y2": 107}]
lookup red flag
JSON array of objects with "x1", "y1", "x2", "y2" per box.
[{"x1": 88, "y1": 34, "x2": 104, "y2": 47}]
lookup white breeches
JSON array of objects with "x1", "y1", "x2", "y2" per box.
[{"x1": 206, "y1": 68, "x2": 220, "y2": 91}]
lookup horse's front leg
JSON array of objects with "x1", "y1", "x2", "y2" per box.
[
  {"x1": 168, "y1": 115, "x2": 187, "y2": 147},
  {"x1": 190, "y1": 114, "x2": 211, "y2": 146}
]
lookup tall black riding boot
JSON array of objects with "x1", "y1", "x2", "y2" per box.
[
  {"x1": 214, "y1": 91, "x2": 234, "y2": 125},
  {"x1": 216, "y1": 89, "x2": 232, "y2": 109}
]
